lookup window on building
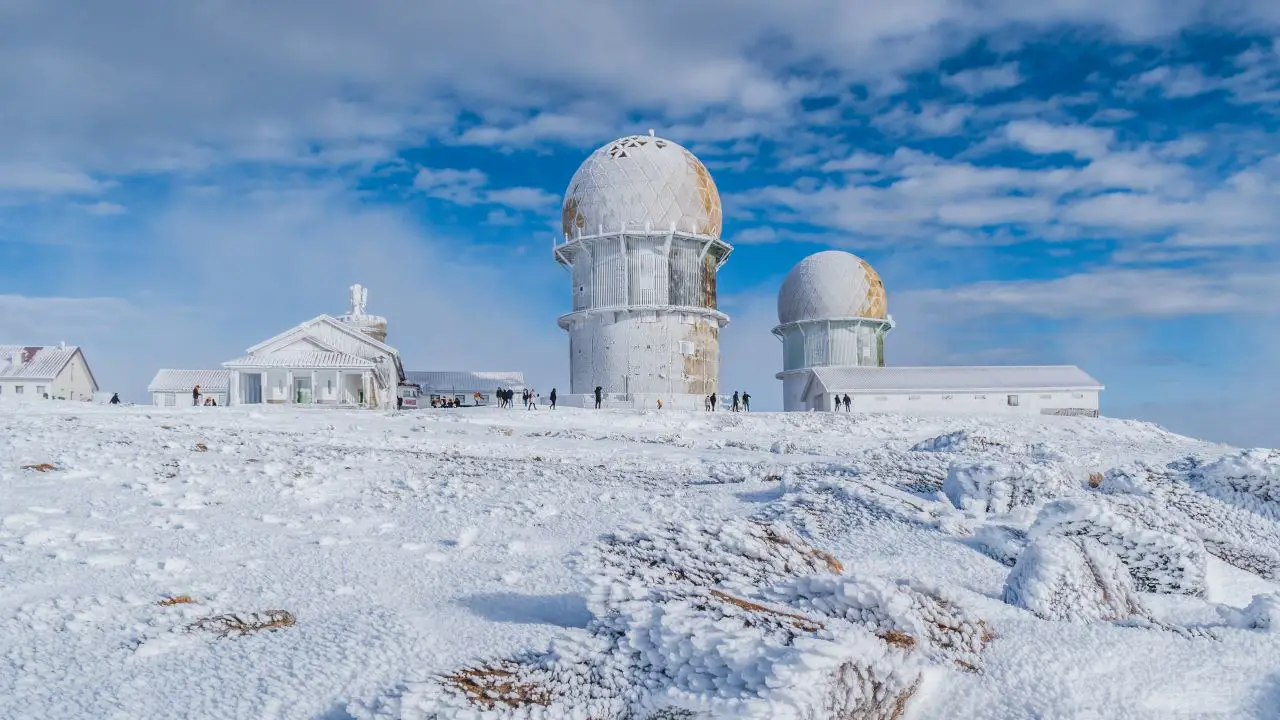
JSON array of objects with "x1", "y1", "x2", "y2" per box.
[
  {"x1": 974, "y1": 395, "x2": 986, "y2": 400},
  {"x1": 908, "y1": 395, "x2": 920, "y2": 400},
  {"x1": 679, "y1": 341, "x2": 695, "y2": 356},
  {"x1": 1039, "y1": 394, "x2": 1052, "y2": 399},
  {"x1": 1072, "y1": 393, "x2": 1083, "y2": 399},
  {"x1": 0, "y1": 385, "x2": 4, "y2": 394},
  {"x1": 36, "y1": 385, "x2": 46, "y2": 396},
  {"x1": 165, "y1": 393, "x2": 176, "y2": 406},
  {"x1": 1007, "y1": 394, "x2": 1019, "y2": 406},
  {"x1": 14, "y1": 385, "x2": 23, "y2": 394},
  {"x1": 941, "y1": 394, "x2": 953, "y2": 400},
  {"x1": 875, "y1": 396, "x2": 888, "y2": 401}
]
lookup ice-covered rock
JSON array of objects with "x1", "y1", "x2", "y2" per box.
[
  {"x1": 944, "y1": 460, "x2": 1080, "y2": 515},
  {"x1": 1219, "y1": 593, "x2": 1280, "y2": 633},
  {"x1": 1004, "y1": 536, "x2": 1145, "y2": 623},
  {"x1": 912, "y1": 430, "x2": 1003, "y2": 453},
  {"x1": 969, "y1": 524, "x2": 1028, "y2": 566},
  {"x1": 1030, "y1": 498, "x2": 1208, "y2": 595},
  {"x1": 1184, "y1": 450, "x2": 1280, "y2": 522}
]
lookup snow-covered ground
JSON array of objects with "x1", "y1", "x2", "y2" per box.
[{"x1": 1, "y1": 399, "x2": 1277, "y2": 719}]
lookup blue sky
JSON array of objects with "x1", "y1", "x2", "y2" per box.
[{"x1": 1, "y1": 2, "x2": 1277, "y2": 446}]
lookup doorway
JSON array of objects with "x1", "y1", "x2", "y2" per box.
[{"x1": 242, "y1": 373, "x2": 263, "y2": 404}]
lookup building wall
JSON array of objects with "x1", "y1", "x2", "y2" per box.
[
  {"x1": 779, "y1": 372, "x2": 810, "y2": 412},
  {"x1": 51, "y1": 352, "x2": 96, "y2": 400},
  {"x1": 815, "y1": 388, "x2": 1100, "y2": 416},
  {"x1": 565, "y1": 309, "x2": 720, "y2": 397},
  {"x1": 778, "y1": 320, "x2": 887, "y2": 372},
  {"x1": 152, "y1": 391, "x2": 228, "y2": 407},
  {"x1": 0, "y1": 379, "x2": 49, "y2": 397}
]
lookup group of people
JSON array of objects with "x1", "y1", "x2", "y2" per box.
[
  {"x1": 497, "y1": 387, "x2": 557, "y2": 410},
  {"x1": 703, "y1": 390, "x2": 751, "y2": 412},
  {"x1": 835, "y1": 394, "x2": 852, "y2": 411}
]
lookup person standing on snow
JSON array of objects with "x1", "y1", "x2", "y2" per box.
[
  {"x1": 549, "y1": 388, "x2": 557, "y2": 409},
  {"x1": 529, "y1": 390, "x2": 538, "y2": 410},
  {"x1": 731, "y1": 391, "x2": 740, "y2": 412},
  {"x1": 741, "y1": 392, "x2": 750, "y2": 412},
  {"x1": 843, "y1": 394, "x2": 851, "y2": 412},
  {"x1": 109, "y1": 392, "x2": 121, "y2": 405},
  {"x1": 192, "y1": 384, "x2": 201, "y2": 407},
  {"x1": 594, "y1": 386, "x2": 603, "y2": 409},
  {"x1": 709, "y1": 392, "x2": 717, "y2": 411}
]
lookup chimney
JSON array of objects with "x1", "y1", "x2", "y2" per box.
[{"x1": 59, "y1": 341, "x2": 66, "y2": 350}]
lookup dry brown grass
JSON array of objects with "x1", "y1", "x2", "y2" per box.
[
  {"x1": 877, "y1": 630, "x2": 917, "y2": 650},
  {"x1": 158, "y1": 595, "x2": 197, "y2": 606},
  {"x1": 708, "y1": 590, "x2": 825, "y2": 633},
  {"x1": 187, "y1": 610, "x2": 295, "y2": 637},
  {"x1": 194, "y1": 442, "x2": 208, "y2": 452},
  {"x1": 754, "y1": 522, "x2": 845, "y2": 574},
  {"x1": 1088, "y1": 472, "x2": 1104, "y2": 488},
  {"x1": 21, "y1": 463, "x2": 56, "y2": 472},
  {"x1": 440, "y1": 662, "x2": 552, "y2": 710}
]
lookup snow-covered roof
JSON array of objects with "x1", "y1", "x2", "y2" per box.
[
  {"x1": 404, "y1": 371, "x2": 526, "y2": 393},
  {"x1": 807, "y1": 365, "x2": 1104, "y2": 395},
  {"x1": 0, "y1": 344, "x2": 80, "y2": 381},
  {"x1": 222, "y1": 352, "x2": 376, "y2": 369},
  {"x1": 245, "y1": 314, "x2": 399, "y2": 357},
  {"x1": 147, "y1": 369, "x2": 230, "y2": 393}
]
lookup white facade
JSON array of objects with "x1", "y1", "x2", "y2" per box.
[
  {"x1": 147, "y1": 369, "x2": 230, "y2": 407},
  {"x1": 0, "y1": 344, "x2": 98, "y2": 401},
  {"x1": 555, "y1": 132, "x2": 732, "y2": 409},
  {"x1": 222, "y1": 287, "x2": 404, "y2": 409},
  {"x1": 774, "y1": 251, "x2": 1105, "y2": 416},
  {"x1": 784, "y1": 366, "x2": 1103, "y2": 416}
]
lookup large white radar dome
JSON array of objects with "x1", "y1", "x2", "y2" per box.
[
  {"x1": 777, "y1": 250, "x2": 888, "y2": 325},
  {"x1": 561, "y1": 133, "x2": 722, "y2": 239}
]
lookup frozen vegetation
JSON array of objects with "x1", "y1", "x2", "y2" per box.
[{"x1": 1, "y1": 398, "x2": 1278, "y2": 718}]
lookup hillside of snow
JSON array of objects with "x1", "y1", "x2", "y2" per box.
[{"x1": 2, "y1": 399, "x2": 1278, "y2": 719}]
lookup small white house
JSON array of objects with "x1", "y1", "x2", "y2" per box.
[
  {"x1": 784, "y1": 365, "x2": 1103, "y2": 416},
  {"x1": 404, "y1": 371, "x2": 526, "y2": 407},
  {"x1": 223, "y1": 313, "x2": 404, "y2": 409},
  {"x1": 147, "y1": 369, "x2": 231, "y2": 407},
  {"x1": 0, "y1": 344, "x2": 98, "y2": 401}
]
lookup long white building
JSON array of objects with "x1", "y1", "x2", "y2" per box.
[
  {"x1": 774, "y1": 251, "x2": 1103, "y2": 416},
  {"x1": 554, "y1": 131, "x2": 731, "y2": 410}
]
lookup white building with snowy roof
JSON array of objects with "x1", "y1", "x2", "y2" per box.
[
  {"x1": 147, "y1": 369, "x2": 230, "y2": 407},
  {"x1": 403, "y1": 371, "x2": 525, "y2": 407},
  {"x1": 221, "y1": 284, "x2": 405, "y2": 409},
  {"x1": 774, "y1": 251, "x2": 1103, "y2": 415},
  {"x1": 0, "y1": 343, "x2": 98, "y2": 401}
]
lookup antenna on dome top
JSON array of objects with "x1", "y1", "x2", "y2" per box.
[{"x1": 648, "y1": 128, "x2": 655, "y2": 137}]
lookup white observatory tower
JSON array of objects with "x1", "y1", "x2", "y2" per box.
[
  {"x1": 773, "y1": 251, "x2": 894, "y2": 411},
  {"x1": 554, "y1": 131, "x2": 732, "y2": 409}
]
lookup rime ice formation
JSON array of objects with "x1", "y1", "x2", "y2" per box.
[{"x1": 1, "y1": 400, "x2": 1277, "y2": 719}]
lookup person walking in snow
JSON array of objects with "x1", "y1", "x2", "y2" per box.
[
  {"x1": 843, "y1": 394, "x2": 851, "y2": 412},
  {"x1": 731, "y1": 391, "x2": 740, "y2": 412},
  {"x1": 594, "y1": 386, "x2": 603, "y2": 409},
  {"x1": 657, "y1": 399, "x2": 663, "y2": 410},
  {"x1": 741, "y1": 391, "x2": 750, "y2": 412},
  {"x1": 709, "y1": 392, "x2": 717, "y2": 411},
  {"x1": 109, "y1": 392, "x2": 121, "y2": 405},
  {"x1": 549, "y1": 388, "x2": 557, "y2": 409},
  {"x1": 192, "y1": 384, "x2": 201, "y2": 407},
  {"x1": 529, "y1": 390, "x2": 538, "y2": 410},
  {"x1": 705, "y1": 395, "x2": 710, "y2": 411}
]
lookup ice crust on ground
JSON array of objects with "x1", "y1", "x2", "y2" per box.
[{"x1": 1, "y1": 398, "x2": 1278, "y2": 719}]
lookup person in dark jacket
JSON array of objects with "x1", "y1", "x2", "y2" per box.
[
  {"x1": 741, "y1": 392, "x2": 750, "y2": 412},
  {"x1": 594, "y1": 386, "x2": 603, "y2": 409},
  {"x1": 109, "y1": 393, "x2": 121, "y2": 405},
  {"x1": 843, "y1": 394, "x2": 851, "y2": 411},
  {"x1": 192, "y1": 384, "x2": 201, "y2": 406},
  {"x1": 709, "y1": 392, "x2": 717, "y2": 411},
  {"x1": 731, "y1": 391, "x2": 740, "y2": 412},
  {"x1": 549, "y1": 388, "x2": 557, "y2": 409}
]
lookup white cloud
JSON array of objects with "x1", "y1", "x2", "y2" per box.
[
  {"x1": 1129, "y1": 65, "x2": 1216, "y2": 98},
  {"x1": 1003, "y1": 120, "x2": 1114, "y2": 159},
  {"x1": 83, "y1": 200, "x2": 127, "y2": 216},
  {"x1": 820, "y1": 152, "x2": 884, "y2": 173},
  {"x1": 0, "y1": 163, "x2": 104, "y2": 194},
  {"x1": 944, "y1": 62, "x2": 1022, "y2": 95},
  {"x1": 412, "y1": 167, "x2": 557, "y2": 212}
]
